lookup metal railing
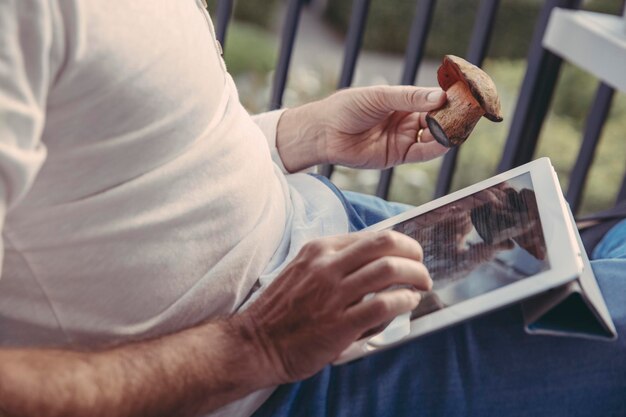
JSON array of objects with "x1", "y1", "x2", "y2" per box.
[{"x1": 214, "y1": 0, "x2": 625, "y2": 216}]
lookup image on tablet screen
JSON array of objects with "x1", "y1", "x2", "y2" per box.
[{"x1": 390, "y1": 173, "x2": 550, "y2": 319}]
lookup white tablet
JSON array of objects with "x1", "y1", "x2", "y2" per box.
[{"x1": 335, "y1": 157, "x2": 586, "y2": 364}]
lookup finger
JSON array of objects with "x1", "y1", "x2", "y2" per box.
[
  {"x1": 396, "y1": 111, "x2": 423, "y2": 133},
  {"x1": 344, "y1": 289, "x2": 421, "y2": 333},
  {"x1": 358, "y1": 321, "x2": 392, "y2": 339},
  {"x1": 398, "y1": 114, "x2": 438, "y2": 145},
  {"x1": 417, "y1": 128, "x2": 438, "y2": 144},
  {"x1": 300, "y1": 231, "x2": 379, "y2": 257},
  {"x1": 404, "y1": 139, "x2": 449, "y2": 163},
  {"x1": 332, "y1": 231, "x2": 424, "y2": 276},
  {"x1": 419, "y1": 111, "x2": 428, "y2": 127},
  {"x1": 341, "y1": 256, "x2": 432, "y2": 304},
  {"x1": 411, "y1": 114, "x2": 439, "y2": 144},
  {"x1": 370, "y1": 86, "x2": 446, "y2": 113}
]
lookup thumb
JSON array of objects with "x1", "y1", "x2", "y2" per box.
[{"x1": 370, "y1": 86, "x2": 446, "y2": 113}]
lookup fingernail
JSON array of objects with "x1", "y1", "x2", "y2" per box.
[
  {"x1": 427, "y1": 90, "x2": 444, "y2": 103},
  {"x1": 413, "y1": 292, "x2": 422, "y2": 303}
]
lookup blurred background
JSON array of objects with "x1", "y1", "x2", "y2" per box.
[{"x1": 206, "y1": 0, "x2": 625, "y2": 215}]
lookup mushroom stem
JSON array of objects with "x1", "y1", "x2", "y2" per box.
[{"x1": 426, "y1": 81, "x2": 485, "y2": 147}]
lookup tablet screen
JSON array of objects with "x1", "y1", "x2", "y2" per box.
[{"x1": 390, "y1": 173, "x2": 550, "y2": 320}]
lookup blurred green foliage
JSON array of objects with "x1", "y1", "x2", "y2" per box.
[
  {"x1": 222, "y1": 21, "x2": 277, "y2": 76},
  {"x1": 324, "y1": 0, "x2": 623, "y2": 58},
  {"x1": 206, "y1": 0, "x2": 281, "y2": 28},
  {"x1": 230, "y1": 0, "x2": 281, "y2": 28}
]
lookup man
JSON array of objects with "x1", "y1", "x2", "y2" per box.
[{"x1": 0, "y1": 1, "x2": 624, "y2": 417}]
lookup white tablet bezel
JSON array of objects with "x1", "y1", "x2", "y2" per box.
[{"x1": 335, "y1": 157, "x2": 583, "y2": 364}]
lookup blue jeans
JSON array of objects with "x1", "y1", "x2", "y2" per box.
[{"x1": 253, "y1": 184, "x2": 626, "y2": 417}]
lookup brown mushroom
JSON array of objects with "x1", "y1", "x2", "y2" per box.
[{"x1": 426, "y1": 55, "x2": 503, "y2": 148}]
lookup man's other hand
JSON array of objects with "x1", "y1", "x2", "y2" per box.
[
  {"x1": 231, "y1": 230, "x2": 432, "y2": 384},
  {"x1": 276, "y1": 86, "x2": 448, "y2": 172}
]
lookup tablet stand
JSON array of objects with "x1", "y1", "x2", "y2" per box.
[{"x1": 521, "y1": 205, "x2": 617, "y2": 340}]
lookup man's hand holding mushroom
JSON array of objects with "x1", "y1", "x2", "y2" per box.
[
  {"x1": 275, "y1": 85, "x2": 449, "y2": 172},
  {"x1": 275, "y1": 57, "x2": 501, "y2": 172}
]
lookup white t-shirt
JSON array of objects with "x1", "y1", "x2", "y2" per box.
[{"x1": 0, "y1": 1, "x2": 348, "y2": 415}]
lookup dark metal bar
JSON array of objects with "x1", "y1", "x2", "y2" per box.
[
  {"x1": 399, "y1": 0, "x2": 438, "y2": 86},
  {"x1": 465, "y1": 0, "x2": 501, "y2": 65},
  {"x1": 606, "y1": 1, "x2": 626, "y2": 208},
  {"x1": 337, "y1": 0, "x2": 371, "y2": 89},
  {"x1": 215, "y1": 0, "x2": 233, "y2": 47},
  {"x1": 565, "y1": 83, "x2": 615, "y2": 213},
  {"x1": 497, "y1": 0, "x2": 581, "y2": 172},
  {"x1": 376, "y1": 0, "x2": 437, "y2": 199},
  {"x1": 601, "y1": 1, "x2": 626, "y2": 208},
  {"x1": 270, "y1": 0, "x2": 305, "y2": 110},
  {"x1": 372, "y1": 162, "x2": 392, "y2": 201},
  {"x1": 321, "y1": 0, "x2": 372, "y2": 179},
  {"x1": 434, "y1": 0, "x2": 500, "y2": 198},
  {"x1": 617, "y1": 174, "x2": 626, "y2": 205}
]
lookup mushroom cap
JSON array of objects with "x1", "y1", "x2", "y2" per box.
[{"x1": 437, "y1": 55, "x2": 503, "y2": 122}]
